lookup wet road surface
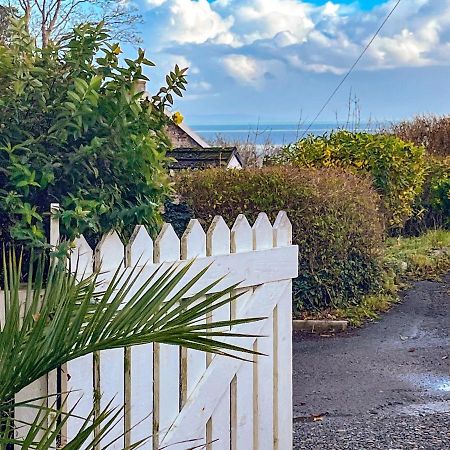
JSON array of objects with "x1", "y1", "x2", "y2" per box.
[{"x1": 293, "y1": 274, "x2": 450, "y2": 449}]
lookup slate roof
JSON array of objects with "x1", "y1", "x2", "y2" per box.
[{"x1": 168, "y1": 147, "x2": 242, "y2": 170}]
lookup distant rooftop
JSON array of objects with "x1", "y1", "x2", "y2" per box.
[{"x1": 168, "y1": 147, "x2": 242, "y2": 170}]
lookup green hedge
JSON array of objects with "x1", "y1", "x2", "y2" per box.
[
  {"x1": 175, "y1": 166, "x2": 384, "y2": 312},
  {"x1": 270, "y1": 131, "x2": 426, "y2": 231},
  {"x1": 404, "y1": 156, "x2": 450, "y2": 234}
]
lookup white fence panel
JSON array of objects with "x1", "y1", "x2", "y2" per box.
[
  {"x1": 180, "y1": 220, "x2": 207, "y2": 413},
  {"x1": 4, "y1": 209, "x2": 297, "y2": 450},
  {"x1": 153, "y1": 223, "x2": 181, "y2": 448}
]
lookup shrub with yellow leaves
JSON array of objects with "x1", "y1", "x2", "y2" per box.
[{"x1": 269, "y1": 131, "x2": 426, "y2": 231}]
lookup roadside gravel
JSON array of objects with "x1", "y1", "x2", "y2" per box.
[{"x1": 293, "y1": 274, "x2": 450, "y2": 449}]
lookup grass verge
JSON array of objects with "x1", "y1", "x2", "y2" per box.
[
  {"x1": 299, "y1": 230, "x2": 450, "y2": 327},
  {"x1": 383, "y1": 229, "x2": 450, "y2": 281}
]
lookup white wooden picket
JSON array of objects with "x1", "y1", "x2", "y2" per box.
[{"x1": 4, "y1": 209, "x2": 298, "y2": 450}]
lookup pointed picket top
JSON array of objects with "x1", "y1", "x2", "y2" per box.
[
  {"x1": 207, "y1": 215, "x2": 230, "y2": 256},
  {"x1": 69, "y1": 235, "x2": 93, "y2": 278},
  {"x1": 95, "y1": 230, "x2": 124, "y2": 272},
  {"x1": 125, "y1": 225, "x2": 153, "y2": 267},
  {"x1": 273, "y1": 211, "x2": 292, "y2": 247},
  {"x1": 154, "y1": 223, "x2": 180, "y2": 263},
  {"x1": 49, "y1": 203, "x2": 60, "y2": 247},
  {"x1": 231, "y1": 214, "x2": 252, "y2": 253},
  {"x1": 181, "y1": 219, "x2": 206, "y2": 260},
  {"x1": 252, "y1": 212, "x2": 274, "y2": 250}
]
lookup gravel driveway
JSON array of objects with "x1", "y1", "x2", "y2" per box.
[{"x1": 293, "y1": 274, "x2": 450, "y2": 450}]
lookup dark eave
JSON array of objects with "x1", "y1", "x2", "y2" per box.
[{"x1": 168, "y1": 146, "x2": 241, "y2": 170}]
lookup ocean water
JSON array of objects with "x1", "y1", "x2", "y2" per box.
[{"x1": 190, "y1": 122, "x2": 378, "y2": 146}]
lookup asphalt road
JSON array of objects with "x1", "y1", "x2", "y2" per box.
[{"x1": 292, "y1": 274, "x2": 450, "y2": 450}]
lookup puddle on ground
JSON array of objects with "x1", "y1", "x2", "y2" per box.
[
  {"x1": 401, "y1": 373, "x2": 450, "y2": 393},
  {"x1": 394, "y1": 373, "x2": 450, "y2": 416}
]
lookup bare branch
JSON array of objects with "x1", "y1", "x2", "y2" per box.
[{"x1": 7, "y1": 0, "x2": 142, "y2": 45}]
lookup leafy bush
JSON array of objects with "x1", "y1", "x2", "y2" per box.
[
  {"x1": 175, "y1": 166, "x2": 384, "y2": 312},
  {"x1": 403, "y1": 156, "x2": 450, "y2": 234},
  {"x1": 162, "y1": 200, "x2": 195, "y2": 238},
  {"x1": 0, "y1": 19, "x2": 187, "y2": 249},
  {"x1": 388, "y1": 115, "x2": 450, "y2": 157},
  {"x1": 271, "y1": 131, "x2": 426, "y2": 230}
]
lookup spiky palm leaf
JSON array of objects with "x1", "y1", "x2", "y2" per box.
[{"x1": 0, "y1": 251, "x2": 261, "y2": 448}]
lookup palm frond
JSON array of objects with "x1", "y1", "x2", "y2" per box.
[{"x1": 0, "y1": 249, "x2": 262, "y2": 442}]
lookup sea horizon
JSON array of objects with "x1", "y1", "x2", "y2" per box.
[{"x1": 190, "y1": 121, "x2": 386, "y2": 146}]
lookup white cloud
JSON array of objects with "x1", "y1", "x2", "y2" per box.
[
  {"x1": 161, "y1": 0, "x2": 239, "y2": 46},
  {"x1": 222, "y1": 54, "x2": 262, "y2": 84},
  {"x1": 221, "y1": 54, "x2": 283, "y2": 85},
  {"x1": 146, "y1": 0, "x2": 167, "y2": 7},
  {"x1": 368, "y1": 20, "x2": 440, "y2": 67},
  {"x1": 144, "y1": 0, "x2": 450, "y2": 88},
  {"x1": 234, "y1": 0, "x2": 314, "y2": 44}
]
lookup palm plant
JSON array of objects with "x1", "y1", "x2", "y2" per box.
[{"x1": 0, "y1": 251, "x2": 258, "y2": 448}]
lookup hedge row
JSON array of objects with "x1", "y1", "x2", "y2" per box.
[
  {"x1": 269, "y1": 131, "x2": 426, "y2": 231},
  {"x1": 404, "y1": 156, "x2": 450, "y2": 234},
  {"x1": 388, "y1": 115, "x2": 450, "y2": 157},
  {"x1": 175, "y1": 166, "x2": 384, "y2": 312}
]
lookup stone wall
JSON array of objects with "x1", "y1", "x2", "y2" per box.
[{"x1": 166, "y1": 122, "x2": 200, "y2": 148}]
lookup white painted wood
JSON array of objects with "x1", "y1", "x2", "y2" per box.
[
  {"x1": 273, "y1": 211, "x2": 292, "y2": 247},
  {"x1": 252, "y1": 213, "x2": 276, "y2": 449},
  {"x1": 49, "y1": 203, "x2": 60, "y2": 247},
  {"x1": 129, "y1": 344, "x2": 153, "y2": 444},
  {"x1": 161, "y1": 280, "x2": 291, "y2": 449},
  {"x1": 211, "y1": 390, "x2": 230, "y2": 450},
  {"x1": 12, "y1": 288, "x2": 47, "y2": 448},
  {"x1": 69, "y1": 235, "x2": 93, "y2": 279},
  {"x1": 207, "y1": 216, "x2": 230, "y2": 256},
  {"x1": 14, "y1": 378, "x2": 47, "y2": 446},
  {"x1": 154, "y1": 223, "x2": 180, "y2": 263},
  {"x1": 253, "y1": 212, "x2": 273, "y2": 250},
  {"x1": 66, "y1": 354, "x2": 94, "y2": 446},
  {"x1": 153, "y1": 223, "x2": 181, "y2": 448},
  {"x1": 48, "y1": 203, "x2": 60, "y2": 444},
  {"x1": 233, "y1": 289, "x2": 253, "y2": 450},
  {"x1": 181, "y1": 220, "x2": 207, "y2": 410},
  {"x1": 99, "y1": 348, "x2": 125, "y2": 449},
  {"x1": 126, "y1": 225, "x2": 153, "y2": 267},
  {"x1": 50, "y1": 211, "x2": 297, "y2": 450},
  {"x1": 104, "y1": 245, "x2": 298, "y2": 301},
  {"x1": 207, "y1": 216, "x2": 231, "y2": 450},
  {"x1": 181, "y1": 219, "x2": 206, "y2": 259},
  {"x1": 256, "y1": 311, "x2": 274, "y2": 449},
  {"x1": 95, "y1": 231, "x2": 124, "y2": 272},
  {"x1": 226, "y1": 154, "x2": 243, "y2": 170},
  {"x1": 94, "y1": 236, "x2": 125, "y2": 448},
  {"x1": 275, "y1": 281, "x2": 293, "y2": 450},
  {"x1": 0, "y1": 291, "x2": 4, "y2": 329},
  {"x1": 231, "y1": 214, "x2": 252, "y2": 254}
]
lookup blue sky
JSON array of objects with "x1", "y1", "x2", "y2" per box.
[{"x1": 128, "y1": 0, "x2": 450, "y2": 124}]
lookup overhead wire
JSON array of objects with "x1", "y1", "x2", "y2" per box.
[{"x1": 300, "y1": 0, "x2": 403, "y2": 138}]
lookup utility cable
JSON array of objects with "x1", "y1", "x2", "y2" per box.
[{"x1": 300, "y1": 0, "x2": 403, "y2": 138}]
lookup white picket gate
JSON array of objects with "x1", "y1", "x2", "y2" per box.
[{"x1": 9, "y1": 208, "x2": 298, "y2": 450}]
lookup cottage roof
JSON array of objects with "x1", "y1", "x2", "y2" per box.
[{"x1": 168, "y1": 147, "x2": 242, "y2": 170}]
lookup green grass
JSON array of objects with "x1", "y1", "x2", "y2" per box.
[
  {"x1": 334, "y1": 294, "x2": 399, "y2": 327},
  {"x1": 331, "y1": 230, "x2": 450, "y2": 327},
  {"x1": 384, "y1": 229, "x2": 450, "y2": 280}
]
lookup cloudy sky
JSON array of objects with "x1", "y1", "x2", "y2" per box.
[{"x1": 127, "y1": 0, "x2": 450, "y2": 124}]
